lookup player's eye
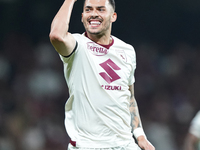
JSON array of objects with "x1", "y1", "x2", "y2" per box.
[
  {"x1": 85, "y1": 6, "x2": 92, "y2": 12},
  {"x1": 98, "y1": 8, "x2": 105, "y2": 12},
  {"x1": 85, "y1": 8, "x2": 90, "y2": 12}
]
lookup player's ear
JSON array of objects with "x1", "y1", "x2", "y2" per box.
[
  {"x1": 111, "y1": 12, "x2": 117, "y2": 23},
  {"x1": 81, "y1": 13, "x2": 83, "y2": 22}
]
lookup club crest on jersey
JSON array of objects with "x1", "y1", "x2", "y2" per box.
[
  {"x1": 87, "y1": 42, "x2": 109, "y2": 56},
  {"x1": 115, "y1": 49, "x2": 127, "y2": 62}
]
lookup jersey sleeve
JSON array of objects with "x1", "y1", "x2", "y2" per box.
[
  {"x1": 128, "y1": 46, "x2": 136, "y2": 85},
  {"x1": 59, "y1": 41, "x2": 78, "y2": 64},
  {"x1": 59, "y1": 34, "x2": 80, "y2": 64}
]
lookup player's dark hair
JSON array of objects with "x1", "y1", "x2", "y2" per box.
[
  {"x1": 83, "y1": 0, "x2": 116, "y2": 11},
  {"x1": 109, "y1": 0, "x2": 115, "y2": 11}
]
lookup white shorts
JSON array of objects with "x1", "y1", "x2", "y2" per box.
[{"x1": 67, "y1": 140, "x2": 141, "y2": 150}]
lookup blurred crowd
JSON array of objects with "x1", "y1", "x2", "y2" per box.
[
  {"x1": 134, "y1": 42, "x2": 200, "y2": 150},
  {"x1": 0, "y1": 32, "x2": 69, "y2": 150},
  {"x1": 0, "y1": 31, "x2": 200, "y2": 150}
]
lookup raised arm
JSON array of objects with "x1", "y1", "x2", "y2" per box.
[
  {"x1": 49, "y1": 0, "x2": 77, "y2": 56},
  {"x1": 129, "y1": 84, "x2": 155, "y2": 150}
]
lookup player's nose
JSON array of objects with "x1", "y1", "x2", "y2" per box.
[{"x1": 91, "y1": 9, "x2": 99, "y2": 17}]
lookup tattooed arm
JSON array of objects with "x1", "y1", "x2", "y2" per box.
[
  {"x1": 129, "y1": 84, "x2": 155, "y2": 150},
  {"x1": 129, "y1": 84, "x2": 142, "y2": 131}
]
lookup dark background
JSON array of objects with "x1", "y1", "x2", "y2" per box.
[{"x1": 0, "y1": 0, "x2": 200, "y2": 150}]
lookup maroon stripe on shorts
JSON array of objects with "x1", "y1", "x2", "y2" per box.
[{"x1": 70, "y1": 139, "x2": 76, "y2": 147}]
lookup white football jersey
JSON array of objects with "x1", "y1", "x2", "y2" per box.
[
  {"x1": 189, "y1": 111, "x2": 200, "y2": 138},
  {"x1": 59, "y1": 33, "x2": 136, "y2": 148}
]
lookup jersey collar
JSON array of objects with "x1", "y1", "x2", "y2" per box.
[{"x1": 84, "y1": 32, "x2": 114, "y2": 49}]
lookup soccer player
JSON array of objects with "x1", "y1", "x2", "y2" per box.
[
  {"x1": 49, "y1": 0, "x2": 155, "y2": 150},
  {"x1": 184, "y1": 111, "x2": 200, "y2": 150}
]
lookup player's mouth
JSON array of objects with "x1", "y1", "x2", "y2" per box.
[{"x1": 89, "y1": 20, "x2": 102, "y2": 28}]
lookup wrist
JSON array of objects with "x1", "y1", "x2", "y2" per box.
[{"x1": 133, "y1": 127, "x2": 147, "y2": 139}]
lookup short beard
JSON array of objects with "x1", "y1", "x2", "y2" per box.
[{"x1": 85, "y1": 23, "x2": 111, "y2": 37}]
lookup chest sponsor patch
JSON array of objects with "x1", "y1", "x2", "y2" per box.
[
  {"x1": 99, "y1": 59, "x2": 121, "y2": 84},
  {"x1": 87, "y1": 42, "x2": 109, "y2": 56}
]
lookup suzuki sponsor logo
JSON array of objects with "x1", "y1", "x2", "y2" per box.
[
  {"x1": 87, "y1": 42, "x2": 108, "y2": 56},
  {"x1": 99, "y1": 59, "x2": 121, "y2": 84},
  {"x1": 101, "y1": 85, "x2": 122, "y2": 91}
]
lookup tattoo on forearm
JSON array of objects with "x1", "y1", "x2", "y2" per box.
[{"x1": 129, "y1": 95, "x2": 141, "y2": 132}]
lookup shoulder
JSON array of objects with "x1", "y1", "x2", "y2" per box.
[
  {"x1": 112, "y1": 36, "x2": 134, "y2": 50},
  {"x1": 71, "y1": 33, "x2": 84, "y2": 40},
  {"x1": 112, "y1": 36, "x2": 136, "y2": 68},
  {"x1": 112, "y1": 35, "x2": 136, "y2": 59},
  {"x1": 72, "y1": 33, "x2": 88, "y2": 41}
]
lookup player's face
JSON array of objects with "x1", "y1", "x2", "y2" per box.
[{"x1": 82, "y1": 0, "x2": 117, "y2": 36}]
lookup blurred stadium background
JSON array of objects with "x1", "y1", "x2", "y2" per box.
[{"x1": 0, "y1": 0, "x2": 200, "y2": 150}]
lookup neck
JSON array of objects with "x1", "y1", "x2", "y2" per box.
[{"x1": 85, "y1": 32, "x2": 112, "y2": 45}]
